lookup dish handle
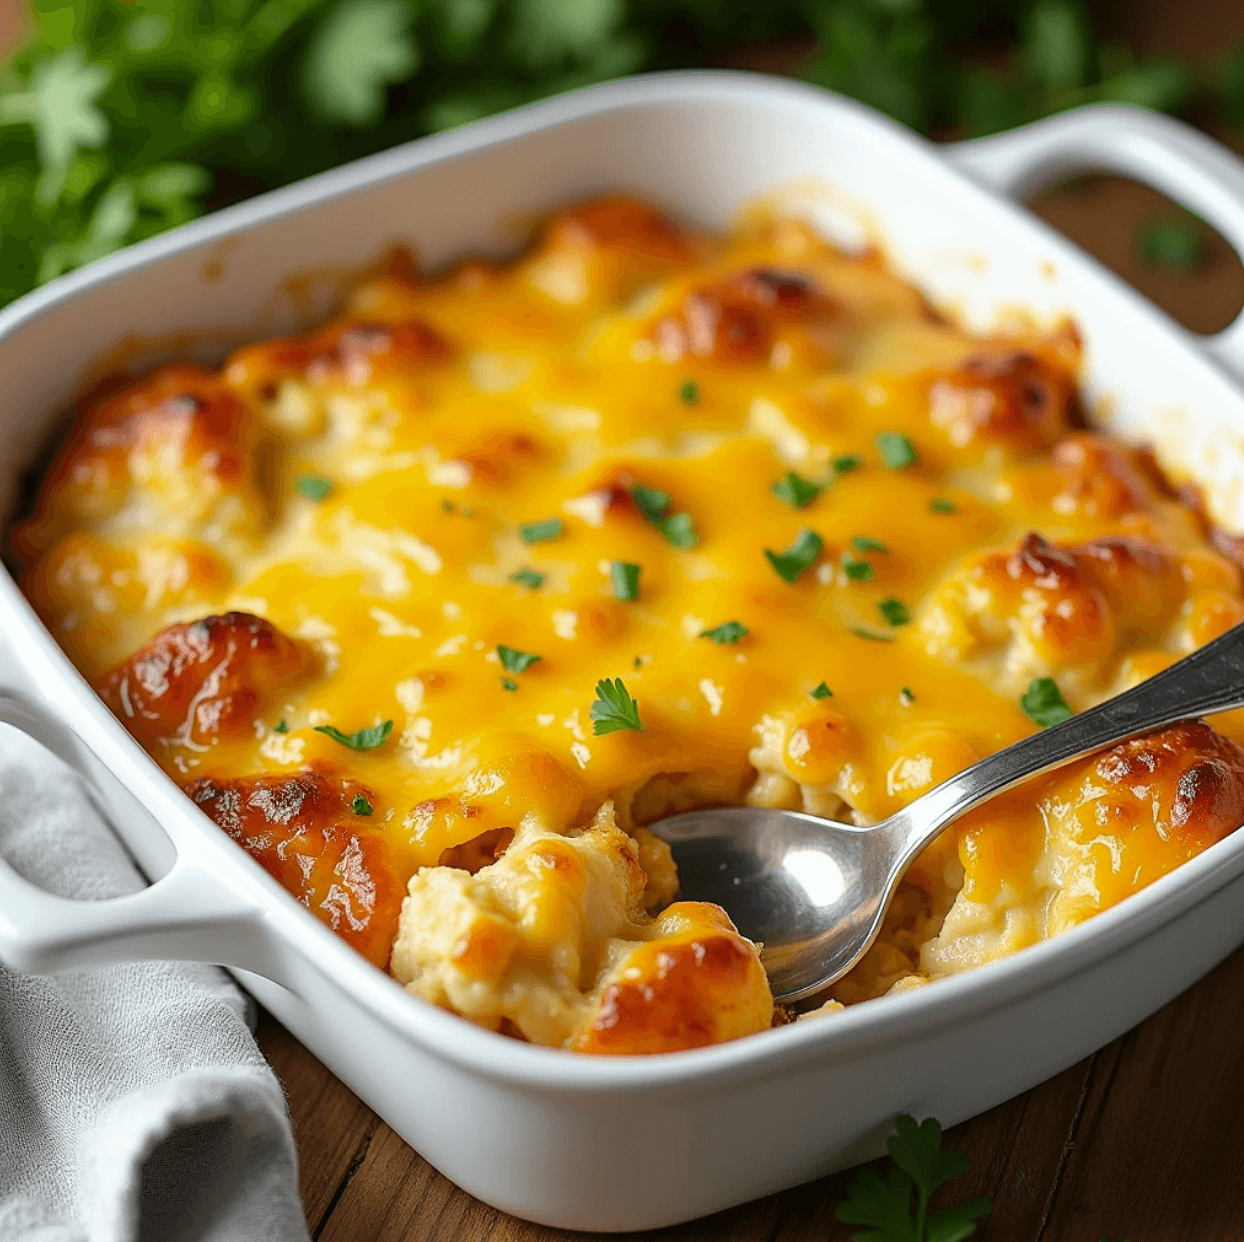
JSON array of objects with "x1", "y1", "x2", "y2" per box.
[
  {"x1": 0, "y1": 697, "x2": 291, "y2": 987},
  {"x1": 942, "y1": 104, "x2": 1244, "y2": 385}
]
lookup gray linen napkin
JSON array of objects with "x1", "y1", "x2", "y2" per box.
[{"x1": 0, "y1": 723, "x2": 310, "y2": 1242}]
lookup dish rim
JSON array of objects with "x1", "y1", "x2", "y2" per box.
[{"x1": 4, "y1": 67, "x2": 1244, "y2": 1092}]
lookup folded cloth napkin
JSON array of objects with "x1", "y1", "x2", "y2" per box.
[{"x1": 0, "y1": 723, "x2": 310, "y2": 1242}]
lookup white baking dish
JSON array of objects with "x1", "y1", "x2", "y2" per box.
[{"x1": 4, "y1": 72, "x2": 1244, "y2": 1232}]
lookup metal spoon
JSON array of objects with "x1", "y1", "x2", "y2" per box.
[{"x1": 647, "y1": 620, "x2": 1244, "y2": 1003}]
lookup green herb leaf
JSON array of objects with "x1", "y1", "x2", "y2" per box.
[
  {"x1": 520, "y1": 518, "x2": 563, "y2": 544},
  {"x1": 810, "y1": 682, "x2": 833, "y2": 699},
  {"x1": 771, "y1": 471, "x2": 821, "y2": 510},
  {"x1": 352, "y1": 793, "x2": 373, "y2": 816},
  {"x1": 301, "y1": 0, "x2": 420, "y2": 127},
  {"x1": 611, "y1": 560, "x2": 641, "y2": 600},
  {"x1": 296, "y1": 473, "x2": 334, "y2": 502},
  {"x1": 930, "y1": 498, "x2": 957, "y2": 514},
  {"x1": 442, "y1": 498, "x2": 455, "y2": 512},
  {"x1": 509, "y1": 568, "x2": 545, "y2": 590},
  {"x1": 699, "y1": 620, "x2": 748, "y2": 644},
  {"x1": 314, "y1": 720, "x2": 393, "y2": 751},
  {"x1": 876, "y1": 431, "x2": 919, "y2": 470},
  {"x1": 850, "y1": 626, "x2": 894, "y2": 642},
  {"x1": 878, "y1": 597, "x2": 911, "y2": 626},
  {"x1": 765, "y1": 529, "x2": 824, "y2": 582},
  {"x1": 900, "y1": 686, "x2": 915, "y2": 705},
  {"x1": 273, "y1": 719, "x2": 289, "y2": 734},
  {"x1": 832, "y1": 453, "x2": 864, "y2": 474},
  {"x1": 497, "y1": 644, "x2": 542, "y2": 673},
  {"x1": 836, "y1": 1114, "x2": 991, "y2": 1242},
  {"x1": 589, "y1": 677, "x2": 644, "y2": 734},
  {"x1": 500, "y1": 676, "x2": 518, "y2": 691},
  {"x1": 1138, "y1": 218, "x2": 1205, "y2": 272},
  {"x1": 1021, "y1": 677, "x2": 1073, "y2": 727},
  {"x1": 842, "y1": 553, "x2": 874, "y2": 582},
  {"x1": 657, "y1": 511, "x2": 699, "y2": 548},
  {"x1": 679, "y1": 378, "x2": 699, "y2": 404},
  {"x1": 852, "y1": 536, "x2": 887, "y2": 553},
  {"x1": 631, "y1": 484, "x2": 670, "y2": 522}
]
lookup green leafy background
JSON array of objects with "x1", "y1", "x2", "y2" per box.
[{"x1": 0, "y1": 0, "x2": 1240, "y2": 308}]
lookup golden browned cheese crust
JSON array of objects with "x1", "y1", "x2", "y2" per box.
[{"x1": 16, "y1": 195, "x2": 1244, "y2": 1048}]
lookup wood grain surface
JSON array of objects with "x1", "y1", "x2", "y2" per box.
[{"x1": 254, "y1": 164, "x2": 1244, "y2": 1241}]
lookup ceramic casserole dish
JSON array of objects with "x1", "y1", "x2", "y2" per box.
[{"x1": 4, "y1": 71, "x2": 1244, "y2": 1232}]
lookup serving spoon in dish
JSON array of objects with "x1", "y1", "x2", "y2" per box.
[{"x1": 647, "y1": 621, "x2": 1244, "y2": 1003}]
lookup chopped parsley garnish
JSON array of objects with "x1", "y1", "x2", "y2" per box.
[
  {"x1": 273, "y1": 719, "x2": 289, "y2": 734},
  {"x1": 509, "y1": 568, "x2": 545, "y2": 590},
  {"x1": 497, "y1": 645, "x2": 542, "y2": 674},
  {"x1": 631, "y1": 484, "x2": 699, "y2": 549},
  {"x1": 679, "y1": 378, "x2": 699, "y2": 404},
  {"x1": 771, "y1": 470, "x2": 820, "y2": 510},
  {"x1": 765, "y1": 529, "x2": 823, "y2": 583},
  {"x1": 590, "y1": 677, "x2": 644, "y2": 734},
  {"x1": 832, "y1": 453, "x2": 864, "y2": 474},
  {"x1": 519, "y1": 518, "x2": 563, "y2": 544},
  {"x1": 1021, "y1": 677, "x2": 1073, "y2": 727},
  {"x1": 930, "y1": 497, "x2": 957, "y2": 514},
  {"x1": 700, "y1": 620, "x2": 749, "y2": 644},
  {"x1": 877, "y1": 597, "x2": 911, "y2": 626},
  {"x1": 850, "y1": 626, "x2": 895, "y2": 642},
  {"x1": 842, "y1": 553, "x2": 874, "y2": 582},
  {"x1": 352, "y1": 794, "x2": 373, "y2": 816},
  {"x1": 462, "y1": 507, "x2": 475, "y2": 517},
  {"x1": 500, "y1": 677, "x2": 518, "y2": 691},
  {"x1": 900, "y1": 687, "x2": 915, "y2": 705},
  {"x1": 852, "y1": 535, "x2": 887, "y2": 553},
  {"x1": 296, "y1": 473, "x2": 334, "y2": 502},
  {"x1": 876, "y1": 431, "x2": 919, "y2": 470},
  {"x1": 441, "y1": 498, "x2": 455, "y2": 512},
  {"x1": 314, "y1": 720, "x2": 393, "y2": 751},
  {"x1": 810, "y1": 682, "x2": 833, "y2": 699},
  {"x1": 633, "y1": 656, "x2": 643, "y2": 670},
  {"x1": 611, "y1": 561, "x2": 641, "y2": 601}
]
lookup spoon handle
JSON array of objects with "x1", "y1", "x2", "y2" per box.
[{"x1": 900, "y1": 618, "x2": 1244, "y2": 860}]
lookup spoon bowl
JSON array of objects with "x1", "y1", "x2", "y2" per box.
[{"x1": 647, "y1": 620, "x2": 1244, "y2": 1002}]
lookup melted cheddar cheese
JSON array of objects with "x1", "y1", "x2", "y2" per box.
[{"x1": 15, "y1": 196, "x2": 1244, "y2": 1049}]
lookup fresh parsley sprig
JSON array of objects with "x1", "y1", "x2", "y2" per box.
[
  {"x1": 1021, "y1": 677, "x2": 1073, "y2": 727},
  {"x1": 835, "y1": 1115, "x2": 991, "y2": 1242},
  {"x1": 765, "y1": 529, "x2": 823, "y2": 583},
  {"x1": 590, "y1": 677, "x2": 643, "y2": 734},
  {"x1": 314, "y1": 720, "x2": 393, "y2": 751},
  {"x1": 700, "y1": 620, "x2": 748, "y2": 644},
  {"x1": 497, "y1": 644, "x2": 541, "y2": 674},
  {"x1": 631, "y1": 483, "x2": 699, "y2": 549}
]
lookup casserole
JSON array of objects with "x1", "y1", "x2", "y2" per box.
[{"x1": 4, "y1": 71, "x2": 1244, "y2": 1228}]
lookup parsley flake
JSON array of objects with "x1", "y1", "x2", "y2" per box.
[
  {"x1": 930, "y1": 497, "x2": 957, "y2": 514},
  {"x1": 273, "y1": 719, "x2": 289, "y2": 734},
  {"x1": 842, "y1": 553, "x2": 874, "y2": 582},
  {"x1": 500, "y1": 677, "x2": 518, "y2": 691},
  {"x1": 700, "y1": 620, "x2": 748, "y2": 644},
  {"x1": 519, "y1": 518, "x2": 562, "y2": 544},
  {"x1": 509, "y1": 568, "x2": 545, "y2": 590},
  {"x1": 810, "y1": 682, "x2": 833, "y2": 699},
  {"x1": 352, "y1": 793, "x2": 373, "y2": 816},
  {"x1": 314, "y1": 720, "x2": 393, "y2": 751},
  {"x1": 900, "y1": 686, "x2": 915, "y2": 705},
  {"x1": 590, "y1": 677, "x2": 644, "y2": 734},
  {"x1": 497, "y1": 645, "x2": 541, "y2": 674},
  {"x1": 296, "y1": 473, "x2": 334, "y2": 502},
  {"x1": 832, "y1": 453, "x2": 864, "y2": 474},
  {"x1": 1021, "y1": 677, "x2": 1073, "y2": 727},
  {"x1": 679, "y1": 378, "x2": 699, "y2": 404},
  {"x1": 850, "y1": 626, "x2": 894, "y2": 642},
  {"x1": 631, "y1": 484, "x2": 699, "y2": 548},
  {"x1": 441, "y1": 498, "x2": 455, "y2": 512},
  {"x1": 876, "y1": 431, "x2": 919, "y2": 470},
  {"x1": 765, "y1": 529, "x2": 823, "y2": 583},
  {"x1": 771, "y1": 471, "x2": 820, "y2": 510},
  {"x1": 878, "y1": 597, "x2": 911, "y2": 626},
  {"x1": 836, "y1": 1114, "x2": 991, "y2": 1242},
  {"x1": 611, "y1": 561, "x2": 641, "y2": 601},
  {"x1": 852, "y1": 535, "x2": 887, "y2": 553}
]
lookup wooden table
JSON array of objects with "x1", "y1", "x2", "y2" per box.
[{"x1": 254, "y1": 168, "x2": 1244, "y2": 1240}]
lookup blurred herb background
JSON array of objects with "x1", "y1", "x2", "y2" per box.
[{"x1": 1, "y1": 0, "x2": 1242, "y2": 309}]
